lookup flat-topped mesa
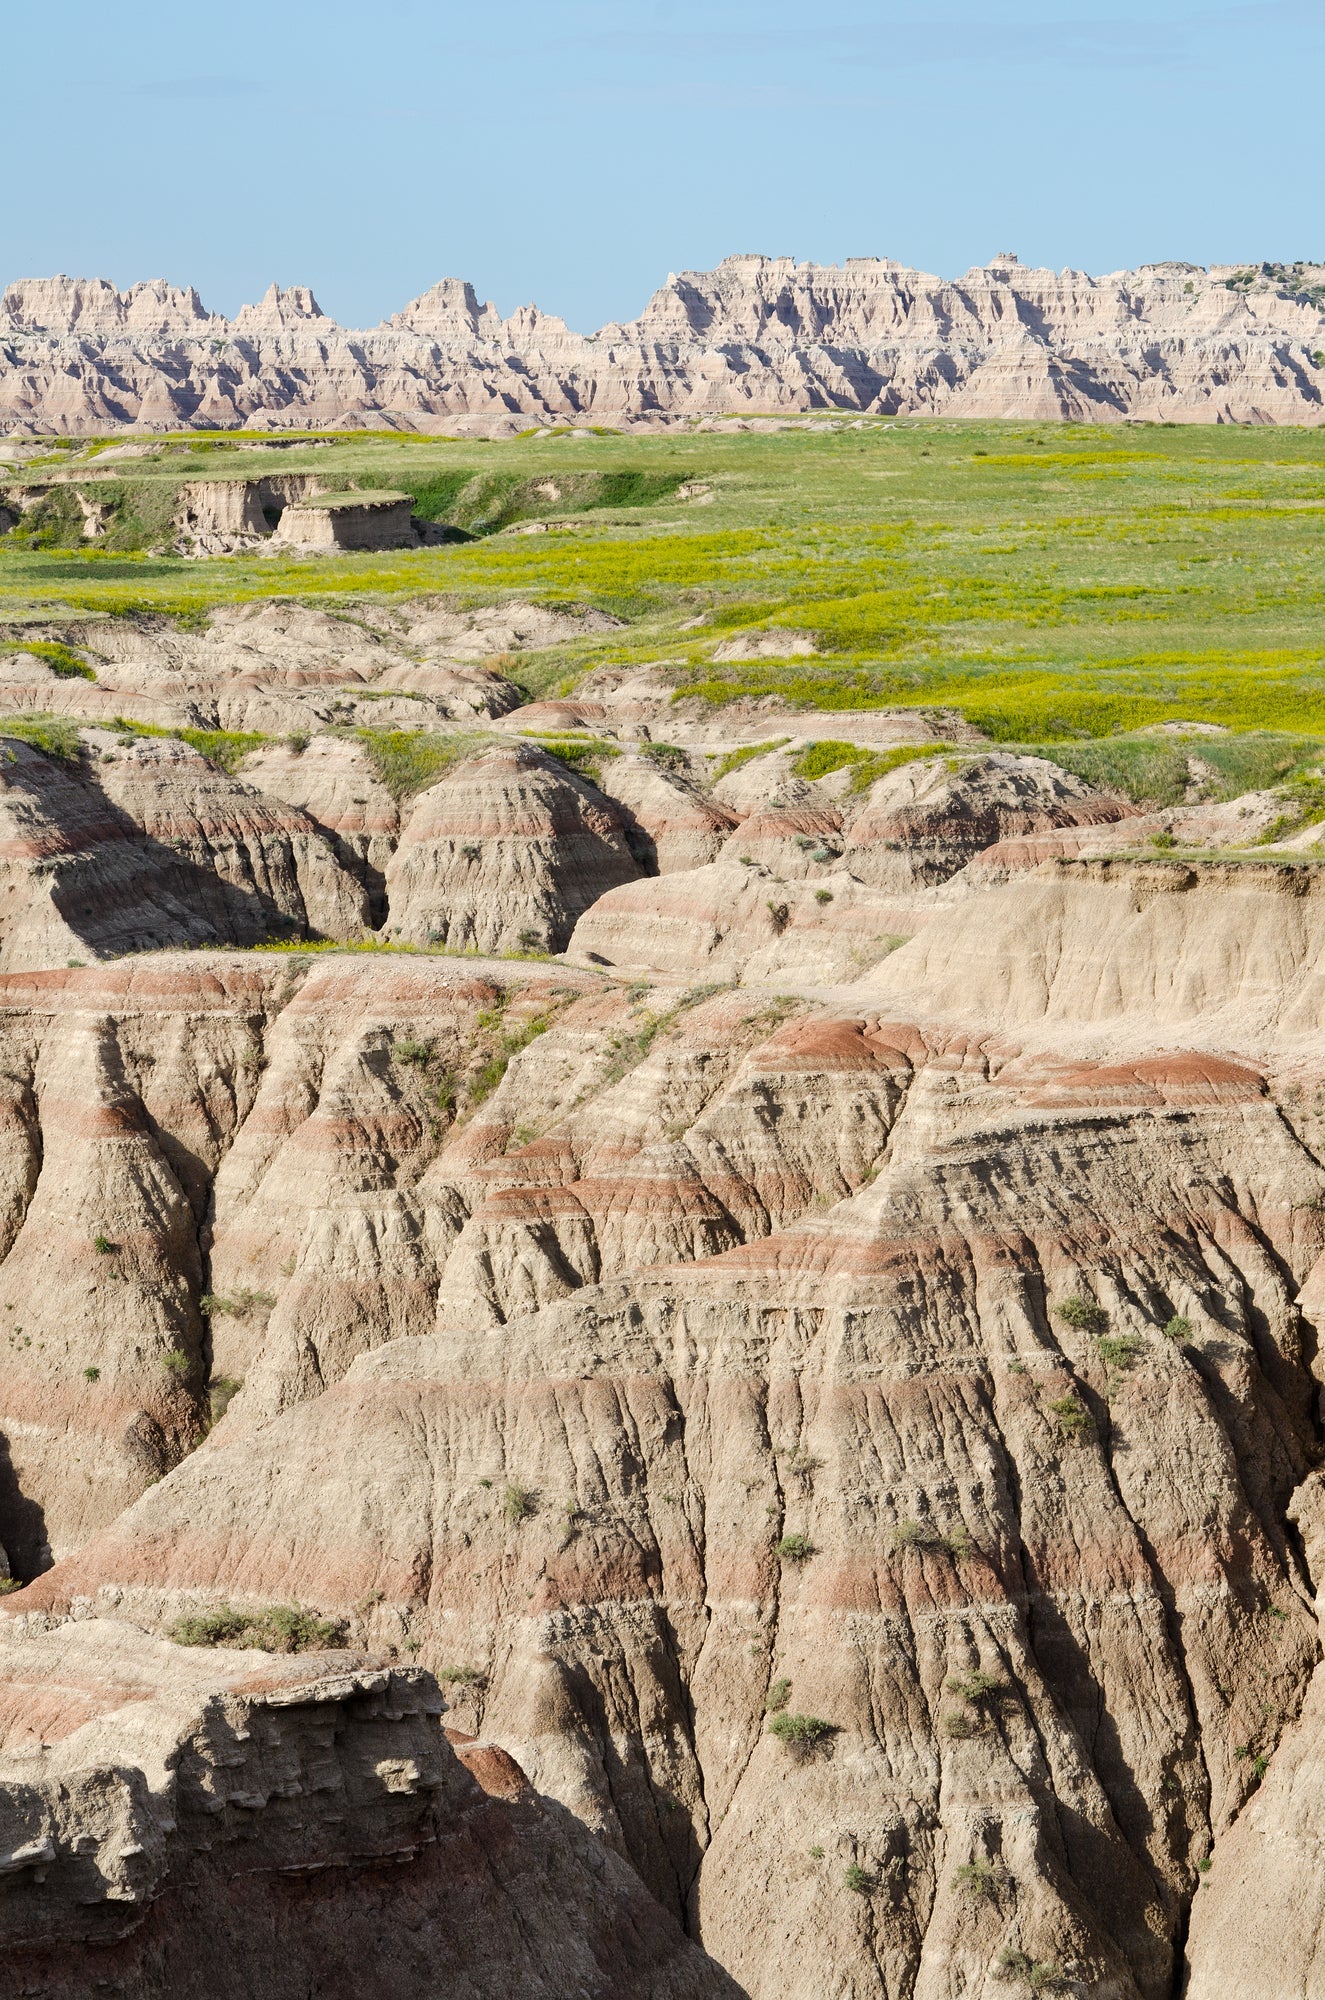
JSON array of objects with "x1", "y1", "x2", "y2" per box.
[
  {"x1": 3, "y1": 255, "x2": 1324, "y2": 427},
  {"x1": 269, "y1": 490, "x2": 417, "y2": 550}
]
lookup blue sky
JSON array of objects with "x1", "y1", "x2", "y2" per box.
[{"x1": 5, "y1": 0, "x2": 1322, "y2": 328}]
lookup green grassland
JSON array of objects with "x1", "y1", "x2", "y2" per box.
[{"x1": 2, "y1": 419, "x2": 1325, "y2": 757}]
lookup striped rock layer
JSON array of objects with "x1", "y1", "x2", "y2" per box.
[
  {"x1": 6, "y1": 849, "x2": 1325, "y2": 1996},
  {"x1": 2, "y1": 256, "x2": 1325, "y2": 428}
]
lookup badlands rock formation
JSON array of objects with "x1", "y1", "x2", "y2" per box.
[
  {"x1": 1, "y1": 663, "x2": 1325, "y2": 1994},
  {"x1": 3, "y1": 255, "x2": 1325, "y2": 430},
  {"x1": 0, "y1": 1617, "x2": 736, "y2": 1999}
]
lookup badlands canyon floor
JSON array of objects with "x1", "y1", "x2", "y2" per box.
[{"x1": 0, "y1": 425, "x2": 1324, "y2": 1997}]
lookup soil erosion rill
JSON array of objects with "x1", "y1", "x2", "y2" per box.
[{"x1": 1, "y1": 400, "x2": 1325, "y2": 1999}]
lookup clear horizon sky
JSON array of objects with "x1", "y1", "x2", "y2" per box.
[{"x1": 6, "y1": 0, "x2": 1323, "y2": 330}]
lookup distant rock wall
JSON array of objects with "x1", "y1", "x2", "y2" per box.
[{"x1": 2, "y1": 256, "x2": 1324, "y2": 430}]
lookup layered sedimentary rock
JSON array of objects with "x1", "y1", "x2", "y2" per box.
[
  {"x1": 0, "y1": 598, "x2": 531, "y2": 735},
  {"x1": 0, "y1": 1617, "x2": 736, "y2": 2000},
  {"x1": 10, "y1": 865, "x2": 1325, "y2": 1995},
  {"x1": 3, "y1": 256, "x2": 1324, "y2": 430},
  {"x1": 0, "y1": 733, "x2": 368, "y2": 967},
  {"x1": 3, "y1": 674, "x2": 1325, "y2": 1997},
  {"x1": 384, "y1": 743, "x2": 644, "y2": 953}
]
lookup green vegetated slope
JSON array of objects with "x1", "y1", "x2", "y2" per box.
[{"x1": 2, "y1": 419, "x2": 1325, "y2": 743}]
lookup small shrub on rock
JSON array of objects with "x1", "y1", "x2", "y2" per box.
[
  {"x1": 776, "y1": 1532, "x2": 814, "y2": 1561},
  {"x1": 996, "y1": 1947, "x2": 1064, "y2": 1992},
  {"x1": 947, "y1": 1669, "x2": 1008, "y2": 1710},
  {"x1": 169, "y1": 1603, "x2": 346, "y2": 1653},
  {"x1": 955, "y1": 1858, "x2": 1003, "y2": 1901},
  {"x1": 161, "y1": 1349, "x2": 190, "y2": 1378},
  {"x1": 1048, "y1": 1393, "x2": 1093, "y2": 1441},
  {"x1": 892, "y1": 1516, "x2": 943, "y2": 1550},
  {"x1": 503, "y1": 1480, "x2": 536, "y2": 1525},
  {"x1": 1163, "y1": 1314, "x2": 1192, "y2": 1342},
  {"x1": 765, "y1": 1677, "x2": 792, "y2": 1713},
  {"x1": 844, "y1": 1862, "x2": 873, "y2": 1894},
  {"x1": 1054, "y1": 1294, "x2": 1108, "y2": 1335},
  {"x1": 769, "y1": 1711, "x2": 836, "y2": 1753},
  {"x1": 1096, "y1": 1333, "x2": 1141, "y2": 1370}
]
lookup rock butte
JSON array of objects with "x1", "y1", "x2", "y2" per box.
[
  {"x1": 0, "y1": 600, "x2": 1322, "y2": 1995},
  {"x1": 2, "y1": 254, "x2": 1324, "y2": 431}
]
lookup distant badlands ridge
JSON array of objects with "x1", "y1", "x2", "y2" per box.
[{"x1": 3, "y1": 253, "x2": 1325, "y2": 433}]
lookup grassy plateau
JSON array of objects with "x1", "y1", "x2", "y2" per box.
[{"x1": 2, "y1": 418, "x2": 1324, "y2": 796}]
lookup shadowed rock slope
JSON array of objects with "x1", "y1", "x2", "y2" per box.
[{"x1": 0, "y1": 1616, "x2": 738, "y2": 2000}]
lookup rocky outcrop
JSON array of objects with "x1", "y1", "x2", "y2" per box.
[
  {"x1": 4, "y1": 719, "x2": 1325, "y2": 1995},
  {"x1": 568, "y1": 859, "x2": 919, "y2": 980},
  {"x1": 593, "y1": 753, "x2": 739, "y2": 873},
  {"x1": 383, "y1": 744, "x2": 643, "y2": 952},
  {"x1": 840, "y1": 752, "x2": 1137, "y2": 890},
  {"x1": 270, "y1": 490, "x2": 416, "y2": 551},
  {"x1": 0, "y1": 1615, "x2": 737, "y2": 2000},
  {"x1": 241, "y1": 734, "x2": 399, "y2": 923},
  {"x1": 0, "y1": 599, "x2": 529, "y2": 736},
  {"x1": 0, "y1": 734, "x2": 367, "y2": 967},
  {"x1": 14, "y1": 921, "x2": 1325, "y2": 1998},
  {"x1": 3, "y1": 256, "x2": 1324, "y2": 430}
]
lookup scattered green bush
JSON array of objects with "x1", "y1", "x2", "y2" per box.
[
  {"x1": 0, "y1": 639, "x2": 95, "y2": 680},
  {"x1": 93, "y1": 1233, "x2": 114, "y2": 1255},
  {"x1": 469, "y1": 1013, "x2": 550, "y2": 1106},
  {"x1": 709, "y1": 738, "x2": 789, "y2": 783},
  {"x1": 356, "y1": 727, "x2": 492, "y2": 801},
  {"x1": 955, "y1": 1858, "x2": 1003, "y2": 1901},
  {"x1": 208, "y1": 1375, "x2": 243, "y2": 1421},
  {"x1": 200, "y1": 1289, "x2": 274, "y2": 1317},
  {"x1": 768, "y1": 1711, "x2": 836, "y2": 1752},
  {"x1": 997, "y1": 1948, "x2": 1064, "y2": 1993},
  {"x1": 776, "y1": 1532, "x2": 815, "y2": 1561},
  {"x1": 392, "y1": 1036, "x2": 436, "y2": 1067},
  {"x1": 1096, "y1": 1333, "x2": 1142, "y2": 1370},
  {"x1": 169, "y1": 1603, "x2": 346, "y2": 1652},
  {"x1": 640, "y1": 740, "x2": 688, "y2": 769},
  {"x1": 503, "y1": 1480, "x2": 536, "y2": 1525},
  {"x1": 844, "y1": 1862, "x2": 873, "y2": 1894},
  {"x1": 83, "y1": 1365, "x2": 100, "y2": 1383},
  {"x1": 1054, "y1": 1294, "x2": 1108, "y2": 1334},
  {"x1": 161, "y1": 1349, "x2": 191, "y2": 1378},
  {"x1": 1163, "y1": 1315, "x2": 1192, "y2": 1341},
  {"x1": 765, "y1": 1677, "x2": 792, "y2": 1713},
  {"x1": 790, "y1": 739, "x2": 948, "y2": 793},
  {"x1": 0, "y1": 716, "x2": 82, "y2": 763},
  {"x1": 1048, "y1": 1393, "x2": 1093, "y2": 1441},
  {"x1": 947, "y1": 1669, "x2": 1008, "y2": 1709},
  {"x1": 436, "y1": 1664, "x2": 488, "y2": 1688}
]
